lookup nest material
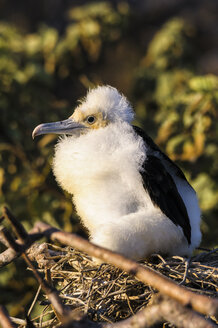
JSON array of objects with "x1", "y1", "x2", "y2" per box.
[{"x1": 30, "y1": 244, "x2": 218, "y2": 326}]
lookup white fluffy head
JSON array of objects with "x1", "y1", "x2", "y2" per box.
[{"x1": 77, "y1": 85, "x2": 134, "y2": 123}]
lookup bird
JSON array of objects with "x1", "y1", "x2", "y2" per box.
[{"x1": 32, "y1": 85, "x2": 201, "y2": 260}]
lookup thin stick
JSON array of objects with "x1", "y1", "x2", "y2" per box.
[
  {"x1": 28, "y1": 285, "x2": 42, "y2": 316},
  {"x1": 3, "y1": 207, "x2": 29, "y2": 243},
  {"x1": 0, "y1": 247, "x2": 18, "y2": 267},
  {"x1": 179, "y1": 258, "x2": 190, "y2": 285},
  {"x1": 22, "y1": 252, "x2": 71, "y2": 320},
  {"x1": 0, "y1": 232, "x2": 10, "y2": 247},
  {"x1": 0, "y1": 222, "x2": 71, "y2": 323},
  {"x1": 0, "y1": 305, "x2": 16, "y2": 328},
  {"x1": 103, "y1": 295, "x2": 216, "y2": 328},
  {"x1": 0, "y1": 231, "x2": 44, "y2": 268},
  {"x1": 0, "y1": 227, "x2": 21, "y2": 252}
]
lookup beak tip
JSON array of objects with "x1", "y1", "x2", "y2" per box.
[{"x1": 32, "y1": 125, "x2": 42, "y2": 140}]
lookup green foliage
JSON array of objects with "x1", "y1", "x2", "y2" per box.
[{"x1": 144, "y1": 18, "x2": 195, "y2": 70}]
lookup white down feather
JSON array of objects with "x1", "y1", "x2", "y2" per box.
[{"x1": 53, "y1": 120, "x2": 200, "y2": 260}]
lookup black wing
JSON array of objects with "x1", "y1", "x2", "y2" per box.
[{"x1": 133, "y1": 126, "x2": 191, "y2": 244}]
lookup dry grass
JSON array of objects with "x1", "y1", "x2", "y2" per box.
[{"x1": 24, "y1": 245, "x2": 218, "y2": 327}]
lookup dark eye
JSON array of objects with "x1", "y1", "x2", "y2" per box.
[{"x1": 86, "y1": 116, "x2": 96, "y2": 124}]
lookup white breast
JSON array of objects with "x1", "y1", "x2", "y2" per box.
[{"x1": 53, "y1": 122, "x2": 153, "y2": 231}]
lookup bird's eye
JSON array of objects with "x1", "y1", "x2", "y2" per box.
[{"x1": 86, "y1": 116, "x2": 96, "y2": 124}]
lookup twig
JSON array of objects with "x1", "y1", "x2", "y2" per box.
[
  {"x1": 25, "y1": 314, "x2": 36, "y2": 328},
  {"x1": 0, "y1": 231, "x2": 44, "y2": 268},
  {"x1": 10, "y1": 317, "x2": 26, "y2": 326},
  {"x1": 103, "y1": 294, "x2": 216, "y2": 328},
  {"x1": 2, "y1": 207, "x2": 29, "y2": 243},
  {"x1": 157, "y1": 295, "x2": 216, "y2": 328},
  {"x1": 59, "y1": 295, "x2": 216, "y2": 328},
  {"x1": 0, "y1": 231, "x2": 10, "y2": 247},
  {"x1": 0, "y1": 247, "x2": 18, "y2": 267},
  {"x1": 179, "y1": 258, "x2": 190, "y2": 285},
  {"x1": 28, "y1": 285, "x2": 41, "y2": 316},
  {"x1": 23, "y1": 249, "x2": 72, "y2": 321},
  {"x1": 34, "y1": 221, "x2": 218, "y2": 318},
  {"x1": 0, "y1": 227, "x2": 21, "y2": 252},
  {"x1": 10, "y1": 316, "x2": 56, "y2": 328},
  {"x1": 0, "y1": 219, "x2": 71, "y2": 323},
  {"x1": 0, "y1": 305, "x2": 16, "y2": 328}
]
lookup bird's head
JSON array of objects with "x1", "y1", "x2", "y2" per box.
[{"x1": 32, "y1": 86, "x2": 134, "y2": 139}]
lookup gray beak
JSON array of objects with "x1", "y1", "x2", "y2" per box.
[{"x1": 32, "y1": 118, "x2": 86, "y2": 139}]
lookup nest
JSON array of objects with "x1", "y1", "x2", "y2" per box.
[{"x1": 27, "y1": 244, "x2": 218, "y2": 327}]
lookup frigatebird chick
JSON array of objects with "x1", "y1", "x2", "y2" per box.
[{"x1": 32, "y1": 86, "x2": 201, "y2": 260}]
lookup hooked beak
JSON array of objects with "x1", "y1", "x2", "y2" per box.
[{"x1": 32, "y1": 118, "x2": 86, "y2": 139}]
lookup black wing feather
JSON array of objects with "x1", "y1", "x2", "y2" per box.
[{"x1": 133, "y1": 126, "x2": 191, "y2": 244}]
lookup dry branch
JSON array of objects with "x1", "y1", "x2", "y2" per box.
[
  {"x1": 57, "y1": 294, "x2": 216, "y2": 328},
  {"x1": 0, "y1": 245, "x2": 18, "y2": 267},
  {"x1": 22, "y1": 252, "x2": 71, "y2": 321},
  {"x1": 0, "y1": 305, "x2": 16, "y2": 328},
  {"x1": 103, "y1": 294, "x2": 216, "y2": 328},
  {"x1": 0, "y1": 230, "x2": 44, "y2": 268},
  {"x1": 2, "y1": 207, "x2": 29, "y2": 243},
  {"x1": 0, "y1": 210, "x2": 71, "y2": 324},
  {"x1": 0, "y1": 231, "x2": 10, "y2": 247},
  {"x1": 33, "y1": 221, "x2": 218, "y2": 318}
]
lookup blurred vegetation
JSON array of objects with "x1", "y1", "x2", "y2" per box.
[
  {"x1": 0, "y1": 0, "x2": 217, "y2": 317},
  {"x1": 133, "y1": 18, "x2": 218, "y2": 243}
]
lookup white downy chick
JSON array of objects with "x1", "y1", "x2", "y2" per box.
[{"x1": 33, "y1": 86, "x2": 201, "y2": 260}]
